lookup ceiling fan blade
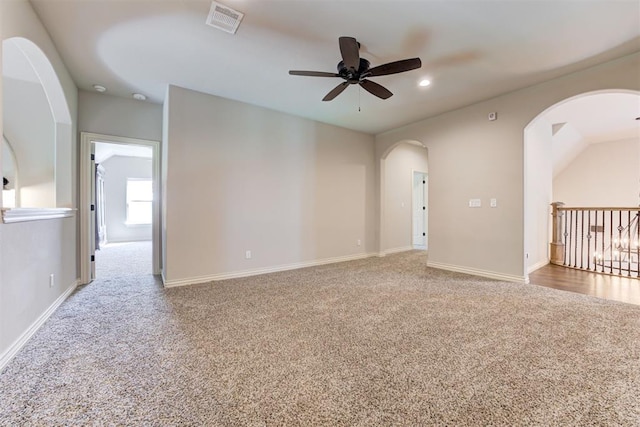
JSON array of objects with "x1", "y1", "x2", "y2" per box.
[
  {"x1": 367, "y1": 58, "x2": 422, "y2": 77},
  {"x1": 339, "y1": 36, "x2": 360, "y2": 70},
  {"x1": 322, "y1": 82, "x2": 349, "y2": 101},
  {"x1": 289, "y1": 70, "x2": 340, "y2": 77},
  {"x1": 359, "y1": 79, "x2": 393, "y2": 100}
]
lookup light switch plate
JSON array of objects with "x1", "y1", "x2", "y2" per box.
[{"x1": 469, "y1": 199, "x2": 481, "y2": 208}]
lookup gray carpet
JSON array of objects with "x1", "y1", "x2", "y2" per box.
[
  {"x1": 1, "y1": 251, "x2": 639, "y2": 425},
  {"x1": 95, "y1": 241, "x2": 152, "y2": 278}
]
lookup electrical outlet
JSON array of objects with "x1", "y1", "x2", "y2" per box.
[
  {"x1": 245, "y1": 250, "x2": 251, "y2": 259},
  {"x1": 49, "y1": 273, "x2": 55, "y2": 288},
  {"x1": 357, "y1": 239, "x2": 361, "y2": 246},
  {"x1": 490, "y1": 198, "x2": 497, "y2": 208}
]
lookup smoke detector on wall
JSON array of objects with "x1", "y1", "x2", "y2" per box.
[{"x1": 206, "y1": 1, "x2": 244, "y2": 34}]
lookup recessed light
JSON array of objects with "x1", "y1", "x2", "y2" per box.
[
  {"x1": 132, "y1": 93, "x2": 147, "y2": 101},
  {"x1": 419, "y1": 79, "x2": 431, "y2": 87},
  {"x1": 93, "y1": 84, "x2": 107, "y2": 92}
]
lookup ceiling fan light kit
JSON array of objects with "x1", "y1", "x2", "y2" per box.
[{"x1": 289, "y1": 36, "x2": 422, "y2": 102}]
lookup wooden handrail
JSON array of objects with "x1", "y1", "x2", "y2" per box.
[{"x1": 558, "y1": 207, "x2": 640, "y2": 211}]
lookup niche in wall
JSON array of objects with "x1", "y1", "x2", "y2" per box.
[
  {"x1": 1, "y1": 37, "x2": 74, "y2": 220},
  {"x1": 2, "y1": 137, "x2": 18, "y2": 208}
]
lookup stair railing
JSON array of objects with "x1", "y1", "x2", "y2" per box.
[{"x1": 550, "y1": 203, "x2": 639, "y2": 278}]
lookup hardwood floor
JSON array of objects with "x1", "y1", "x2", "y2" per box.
[{"x1": 529, "y1": 264, "x2": 640, "y2": 305}]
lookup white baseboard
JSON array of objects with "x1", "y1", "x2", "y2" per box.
[
  {"x1": 527, "y1": 259, "x2": 549, "y2": 274},
  {"x1": 0, "y1": 280, "x2": 78, "y2": 372},
  {"x1": 378, "y1": 246, "x2": 414, "y2": 257},
  {"x1": 163, "y1": 252, "x2": 378, "y2": 288},
  {"x1": 427, "y1": 261, "x2": 528, "y2": 284},
  {"x1": 161, "y1": 270, "x2": 167, "y2": 286}
]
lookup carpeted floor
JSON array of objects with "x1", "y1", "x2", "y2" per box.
[
  {"x1": 95, "y1": 241, "x2": 152, "y2": 278},
  {"x1": 1, "y1": 251, "x2": 639, "y2": 425}
]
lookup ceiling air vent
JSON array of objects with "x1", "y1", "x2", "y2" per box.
[{"x1": 206, "y1": 1, "x2": 244, "y2": 34}]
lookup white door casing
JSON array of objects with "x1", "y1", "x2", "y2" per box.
[
  {"x1": 80, "y1": 132, "x2": 161, "y2": 284},
  {"x1": 412, "y1": 171, "x2": 428, "y2": 249}
]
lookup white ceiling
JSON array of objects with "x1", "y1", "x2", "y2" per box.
[
  {"x1": 544, "y1": 92, "x2": 640, "y2": 176},
  {"x1": 545, "y1": 93, "x2": 640, "y2": 144},
  {"x1": 94, "y1": 141, "x2": 152, "y2": 163},
  {"x1": 29, "y1": 0, "x2": 640, "y2": 134}
]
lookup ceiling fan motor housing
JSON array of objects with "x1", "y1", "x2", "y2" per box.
[
  {"x1": 288, "y1": 36, "x2": 421, "y2": 101},
  {"x1": 338, "y1": 58, "x2": 370, "y2": 83}
]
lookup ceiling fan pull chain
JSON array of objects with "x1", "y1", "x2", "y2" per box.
[{"x1": 358, "y1": 86, "x2": 361, "y2": 112}]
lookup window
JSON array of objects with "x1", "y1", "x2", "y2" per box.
[{"x1": 126, "y1": 179, "x2": 152, "y2": 225}]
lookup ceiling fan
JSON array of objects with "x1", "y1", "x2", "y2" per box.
[{"x1": 289, "y1": 36, "x2": 422, "y2": 101}]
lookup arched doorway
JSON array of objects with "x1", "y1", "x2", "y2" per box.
[
  {"x1": 524, "y1": 89, "x2": 640, "y2": 280},
  {"x1": 379, "y1": 140, "x2": 429, "y2": 255}
]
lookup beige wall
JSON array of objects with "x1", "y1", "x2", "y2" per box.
[
  {"x1": 3, "y1": 78, "x2": 55, "y2": 207},
  {"x1": 78, "y1": 91, "x2": 162, "y2": 276},
  {"x1": 0, "y1": 0, "x2": 5, "y2": 365},
  {"x1": 101, "y1": 155, "x2": 153, "y2": 243},
  {"x1": 163, "y1": 85, "x2": 376, "y2": 284},
  {"x1": 525, "y1": 117, "x2": 553, "y2": 272},
  {"x1": 161, "y1": 88, "x2": 169, "y2": 277},
  {"x1": 376, "y1": 53, "x2": 640, "y2": 281},
  {"x1": 0, "y1": 0, "x2": 78, "y2": 363},
  {"x1": 554, "y1": 137, "x2": 640, "y2": 207},
  {"x1": 78, "y1": 90, "x2": 163, "y2": 142},
  {"x1": 382, "y1": 142, "x2": 428, "y2": 252},
  {"x1": 0, "y1": 216, "x2": 76, "y2": 349}
]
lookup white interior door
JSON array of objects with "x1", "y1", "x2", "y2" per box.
[{"x1": 412, "y1": 172, "x2": 428, "y2": 249}]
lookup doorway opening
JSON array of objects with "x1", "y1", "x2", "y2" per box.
[
  {"x1": 412, "y1": 171, "x2": 428, "y2": 250},
  {"x1": 94, "y1": 141, "x2": 153, "y2": 278},
  {"x1": 524, "y1": 89, "x2": 640, "y2": 283},
  {"x1": 379, "y1": 140, "x2": 428, "y2": 255},
  {"x1": 80, "y1": 133, "x2": 161, "y2": 284}
]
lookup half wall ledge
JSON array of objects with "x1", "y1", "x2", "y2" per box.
[{"x1": 1, "y1": 208, "x2": 76, "y2": 223}]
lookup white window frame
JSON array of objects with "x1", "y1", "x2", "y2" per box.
[{"x1": 125, "y1": 178, "x2": 153, "y2": 225}]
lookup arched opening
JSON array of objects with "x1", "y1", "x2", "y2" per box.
[
  {"x1": 379, "y1": 139, "x2": 429, "y2": 255},
  {"x1": 524, "y1": 89, "x2": 640, "y2": 280},
  {"x1": 2, "y1": 37, "x2": 72, "y2": 210}
]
